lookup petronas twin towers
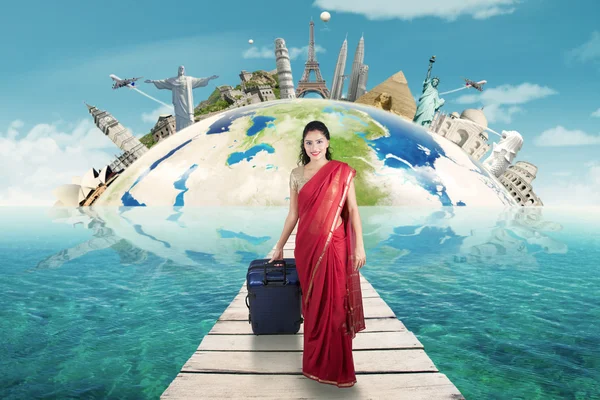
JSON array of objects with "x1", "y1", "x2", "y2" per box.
[{"x1": 330, "y1": 34, "x2": 367, "y2": 101}]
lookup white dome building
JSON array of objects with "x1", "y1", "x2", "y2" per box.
[
  {"x1": 81, "y1": 168, "x2": 101, "y2": 189},
  {"x1": 460, "y1": 108, "x2": 488, "y2": 130},
  {"x1": 429, "y1": 108, "x2": 491, "y2": 160},
  {"x1": 98, "y1": 166, "x2": 113, "y2": 185},
  {"x1": 53, "y1": 166, "x2": 117, "y2": 207}
]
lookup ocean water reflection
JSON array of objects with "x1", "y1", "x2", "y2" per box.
[
  {"x1": 1, "y1": 206, "x2": 598, "y2": 399},
  {"x1": 34, "y1": 206, "x2": 569, "y2": 271}
]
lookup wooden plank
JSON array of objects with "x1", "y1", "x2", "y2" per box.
[
  {"x1": 230, "y1": 288, "x2": 380, "y2": 305},
  {"x1": 239, "y1": 275, "x2": 376, "y2": 293},
  {"x1": 238, "y1": 283, "x2": 377, "y2": 295},
  {"x1": 233, "y1": 288, "x2": 381, "y2": 298},
  {"x1": 238, "y1": 275, "x2": 372, "y2": 290},
  {"x1": 227, "y1": 294, "x2": 391, "y2": 312},
  {"x1": 182, "y1": 349, "x2": 437, "y2": 374},
  {"x1": 196, "y1": 331, "x2": 423, "y2": 352},
  {"x1": 282, "y1": 242, "x2": 295, "y2": 250},
  {"x1": 265, "y1": 249, "x2": 295, "y2": 258},
  {"x1": 218, "y1": 303, "x2": 394, "y2": 321},
  {"x1": 219, "y1": 296, "x2": 396, "y2": 321},
  {"x1": 208, "y1": 317, "x2": 407, "y2": 335},
  {"x1": 241, "y1": 274, "x2": 369, "y2": 285},
  {"x1": 161, "y1": 373, "x2": 464, "y2": 399}
]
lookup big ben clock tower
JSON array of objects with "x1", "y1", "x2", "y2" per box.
[{"x1": 85, "y1": 103, "x2": 148, "y2": 166}]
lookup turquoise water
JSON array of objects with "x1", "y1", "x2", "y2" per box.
[
  {"x1": 1, "y1": 206, "x2": 599, "y2": 399},
  {"x1": 246, "y1": 116, "x2": 276, "y2": 136},
  {"x1": 227, "y1": 143, "x2": 275, "y2": 166}
]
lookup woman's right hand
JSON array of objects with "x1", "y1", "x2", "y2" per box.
[{"x1": 268, "y1": 248, "x2": 283, "y2": 263}]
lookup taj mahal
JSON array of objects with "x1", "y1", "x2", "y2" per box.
[{"x1": 429, "y1": 108, "x2": 491, "y2": 161}]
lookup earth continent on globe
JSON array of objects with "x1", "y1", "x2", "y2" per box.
[{"x1": 95, "y1": 99, "x2": 516, "y2": 207}]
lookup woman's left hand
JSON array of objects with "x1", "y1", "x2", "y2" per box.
[{"x1": 353, "y1": 247, "x2": 366, "y2": 271}]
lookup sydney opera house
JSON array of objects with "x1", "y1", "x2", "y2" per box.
[
  {"x1": 53, "y1": 166, "x2": 118, "y2": 207},
  {"x1": 53, "y1": 103, "x2": 150, "y2": 207}
]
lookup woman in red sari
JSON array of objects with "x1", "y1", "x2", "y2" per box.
[{"x1": 269, "y1": 120, "x2": 367, "y2": 388}]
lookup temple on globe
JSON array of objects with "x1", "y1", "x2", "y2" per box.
[{"x1": 429, "y1": 108, "x2": 491, "y2": 161}]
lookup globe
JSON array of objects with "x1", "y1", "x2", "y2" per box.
[{"x1": 95, "y1": 99, "x2": 517, "y2": 207}]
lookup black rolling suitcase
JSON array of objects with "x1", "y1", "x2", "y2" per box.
[{"x1": 245, "y1": 258, "x2": 303, "y2": 335}]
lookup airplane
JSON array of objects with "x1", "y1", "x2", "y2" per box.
[
  {"x1": 110, "y1": 74, "x2": 142, "y2": 90},
  {"x1": 463, "y1": 78, "x2": 487, "y2": 92}
]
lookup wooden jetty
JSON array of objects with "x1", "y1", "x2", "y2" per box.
[{"x1": 161, "y1": 229, "x2": 464, "y2": 399}]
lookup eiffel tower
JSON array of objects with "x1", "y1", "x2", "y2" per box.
[{"x1": 296, "y1": 19, "x2": 330, "y2": 99}]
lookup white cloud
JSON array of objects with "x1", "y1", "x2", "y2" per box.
[
  {"x1": 455, "y1": 83, "x2": 557, "y2": 123},
  {"x1": 142, "y1": 105, "x2": 175, "y2": 124},
  {"x1": 533, "y1": 125, "x2": 600, "y2": 147},
  {"x1": 591, "y1": 108, "x2": 600, "y2": 117},
  {"x1": 551, "y1": 171, "x2": 572, "y2": 177},
  {"x1": 6, "y1": 120, "x2": 24, "y2": 140},
  {"x1": 536, "y1": 162, "x2": 600, "y2": 206},
  {"x1": 456, "y1": 83, "x2": 557, "y2": 106},
  {"x1": 312, "y1": 0, "x2": 519, "y2": 21},
  {"x1": 472, "y1": 6, "x2": 516, "y2": 20},
  {"x1": 566, "y1": 31, "x2": 600, "y2": 64},
  {"x1": 242, "y1": 46, "x2": 274, "y2": 59},
  {"x1": 242, "y1": 45, "x2": 325, "y2": 60},
  {"x1": 290, "y1": 45, "x2": 326, "y2": 60},
  {"x1": 478, "y1": 104, "x2": 523, "y2": 124},
  {"x1": 590, "y1": 162, "x2": 600, "y2": 186},
  {"x1": 0, "y1": 119, "x2": 120, "y2": 206}
]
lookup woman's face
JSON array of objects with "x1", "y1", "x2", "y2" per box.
[{"x1": 303, "y1": 130, "x2": 329, "y2": 162}]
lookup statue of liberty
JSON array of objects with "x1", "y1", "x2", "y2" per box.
[
  {"x1": 145, "y1": 65, "x2": 218, "y2": 132},
  {"x1": 413, "y1": 56, "x2": 445, "y2": 127}
]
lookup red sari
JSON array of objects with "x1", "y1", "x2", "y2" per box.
[{"x1": 294, "y1": 160, "x2": 366, "y2": 388}]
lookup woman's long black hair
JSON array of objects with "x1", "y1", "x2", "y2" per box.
[{"x1": 298, "y1": 120, "x2": 333, "y2": 165}]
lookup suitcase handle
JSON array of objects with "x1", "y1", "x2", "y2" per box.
[
  {"x1": 245, "y1": 294, "x2": 251, "y2": 324},
  {"x1": 263, "y1": 259, "x2": 287, "y2": 285}
]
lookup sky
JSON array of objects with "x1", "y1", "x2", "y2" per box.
[{"x1": 1, "y1": 0, "x2": 599, "y2": 206}]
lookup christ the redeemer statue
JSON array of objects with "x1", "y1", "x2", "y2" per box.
[{"x1": 145, "y1": 65, "x2": 218, "y2": 131}]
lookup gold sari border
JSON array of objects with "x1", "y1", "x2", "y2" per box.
[{"x1": 302, "y1": 371, "x2": 357, "y2": 388}]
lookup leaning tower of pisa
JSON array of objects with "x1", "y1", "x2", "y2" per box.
[{"x1": 274, "y1": 38, "x2": 296, "y2": 99}]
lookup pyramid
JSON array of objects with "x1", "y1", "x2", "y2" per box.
[{"x1": 355, "y1": 70, "x2": 416, "y2": 121}]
